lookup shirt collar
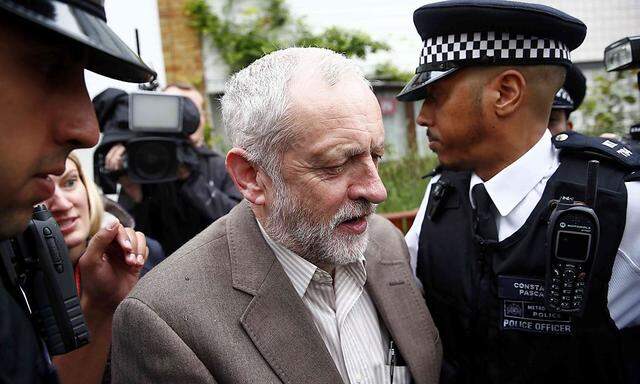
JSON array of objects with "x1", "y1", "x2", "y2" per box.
[
  {"x1": 469, "y1": 129, "x2": 558, "y2": 216},
  {"x1": 256, "y1": 219, "x2": 366, "y2": 298}
]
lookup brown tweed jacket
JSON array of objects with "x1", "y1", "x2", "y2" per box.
[{"x1": 111, "y1": 201, "x2": 441, "y2": 383}]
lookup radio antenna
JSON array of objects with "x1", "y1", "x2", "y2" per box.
[
  {"x1": 135, "y1": 28, "x2": 141, "y2": 57},
  {"x1": 134, "y1": 29, "x2": 159, "y2": 91},
  {"x1": 585, "y1": 160, "x2": 599, "y2": 208}
]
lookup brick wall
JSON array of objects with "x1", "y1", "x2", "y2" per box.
[{"x1": 157, "y1": 0, "x2": 204, "y2": 91}]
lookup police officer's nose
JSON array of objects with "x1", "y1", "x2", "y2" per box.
[
  {"x1": 53, "y1": 72, "x2": 100, "y2": 150},
  {"x1": 417, "y1": 100, "x2": 435, "y2": 128}
]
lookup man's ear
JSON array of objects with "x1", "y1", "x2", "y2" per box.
[
  {"x1": 226, "y1": 148, "x2": 266, "y2": 205},
  {"x1": 567, "y1": 119, "x2": 574, "y2": 131},
  {"x1": 490, "y1": 69, "x2": 526, "y2": 117}
]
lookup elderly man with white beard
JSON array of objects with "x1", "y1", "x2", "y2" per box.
[{"x1": 111, "y1": 47, "x2": 442, "y2": 384}]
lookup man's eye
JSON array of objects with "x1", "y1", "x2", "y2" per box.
[
  {"x1": 325, "y1": 165, "x2": 345, "y2": 175},
  {"x1": 372, "y1": 154, "x2": 383, "y2": 165}
]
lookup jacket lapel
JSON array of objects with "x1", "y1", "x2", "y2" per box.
[
  {"x1": 365, "y1": 233, "x2": 442, "y2": 384},
  {"x1": 227, "y1": 202, "x2": 343, "y2": 384}
]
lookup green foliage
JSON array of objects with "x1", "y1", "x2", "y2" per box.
[
  {"x1": 372, "y1": 61, "x2": 414, "y2": 83},
  {"x1": 185, "y1": 0, "x2": 390, "y2": 74},
  {"x1": 209, "y1": 132, "x2": 232, "y2": 154},
  {"x1": 295, "y1": 27, "x2": 389, "y2": 58},
  {"x1": 580, "y1": 69, "x2": 640, "y2": 137},
  {"x1": 377, "y1": 152, "x2": 439, "y2": 214}
]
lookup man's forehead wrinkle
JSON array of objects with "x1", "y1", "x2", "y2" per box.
[{"x1": 307, "y1": 128, "x2": 380, "y2": 157}]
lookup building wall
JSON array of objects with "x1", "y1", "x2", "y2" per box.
[{"x1": 157, "y1": 0, "x2": 205, "y2": 89}]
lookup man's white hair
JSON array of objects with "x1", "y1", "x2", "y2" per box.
[{"x1": 221, "y1": 47, "x2": 369, "y2": 177}]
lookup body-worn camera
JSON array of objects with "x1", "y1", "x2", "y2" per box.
[
  {"x1": 545, "y1": 161, "x2": 600, "y2": 316},
  {"x1": 605, "y1": 36, "x2": 640, "y2": 149},
  {"x1": 93, "y1": 88, "x2": 201, "y2": 193},
  {"x1": 0, "y1": 205, "x2": 90, "y2": 355}
]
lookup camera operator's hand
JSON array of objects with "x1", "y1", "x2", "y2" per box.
[
  {"x1": 107, "y1": 143, "x2": 144, "y2": 203},
  {"x1": 105, "y1": 143, "x2": 126, "y2": 172},
  {"x1": 177, "y1": 163, "x2": 192, "y2": 180},
  {"x1": 78, "y1": 220, "x2": 147, "y2": 316},
  {"x1": 118, "y1": 175, "x2": 143, "y2": 203}
]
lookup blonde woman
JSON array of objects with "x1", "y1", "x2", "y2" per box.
[{"x1": 43, "y1": 152, "x2": 148, "y2": 383}]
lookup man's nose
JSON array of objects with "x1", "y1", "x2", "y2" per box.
[
  {"x1": 348, "y1": 159, "x2": 387, "y2": 204},
  {"x1": 416, "y1": 100, "x2": 434, "y2": 128},
  {"x1": 53, "y1": 74, "x2": 100, "y2": 150}
]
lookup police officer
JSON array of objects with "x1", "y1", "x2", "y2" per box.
[
  {"x1": 400, "y1": 1, "x2": 640, "y2": 383},
  {"x1": 0, "y1": 0, "x2": 155, "y2": 382},
  {"x1": 548, "y1": 64, "x2": 586, "y2": 135}
]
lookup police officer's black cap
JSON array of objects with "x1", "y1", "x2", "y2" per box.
[
  {"x1": 553, "y1": 64, "x2": 586, "y2": 112},
  {"x1": 0, "y1": 0, "x2": 156, "y2": 83},
  {"x1": 397, "y1": 0, "x2": 587, "y2": 101}
]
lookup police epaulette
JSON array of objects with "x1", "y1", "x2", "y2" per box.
[
  {"x1": 626, "y1": 170, "x2": 640, "y2": 182},
  {"x1": 422, "y1": 165, "x2": 443, "y2": 179},
  {"x1": 552, "y1": 131, "x2": 640, "y2": 170}
]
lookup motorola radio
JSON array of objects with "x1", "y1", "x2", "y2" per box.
[
  {"x1": 545, "y1": 160, "x2": 600, "y2": 316},
  {"x1": 0, "y1": 205, "x2": 90, "y2": 355}
]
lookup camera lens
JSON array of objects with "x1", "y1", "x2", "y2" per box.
[{"x1": 126, "y1": 138, "x2": 179, "y2": 183}]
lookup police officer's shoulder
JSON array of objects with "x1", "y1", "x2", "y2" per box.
[
  {"x1": 553, "y1": 130, "x2": 640, "y2": 171},
  {"x1": 422, "y1": 165, "x2": 443, "y2": 179},
  {"x1": 626, "y1": 170, "x2": 640, "y2": 182}
]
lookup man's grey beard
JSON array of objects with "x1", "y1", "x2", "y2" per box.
[{"x1": 262, "y1": 177, "x2": 377, "y2": 266}]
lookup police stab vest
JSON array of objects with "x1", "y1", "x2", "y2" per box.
[{"x1": 417, "y1": 132, "x2": 639, "y2": 384}]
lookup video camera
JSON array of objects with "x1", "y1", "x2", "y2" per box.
[
  {"x1": 93, "y1": 88, "x2": 201, "y2": 194},
  {"x1": 604, "y1": 36, "x2": 640, "y2": 149}
]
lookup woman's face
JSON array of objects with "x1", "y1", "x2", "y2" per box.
[{"x1": 44, "y1": 159, "x2": 91, "y2": 254}]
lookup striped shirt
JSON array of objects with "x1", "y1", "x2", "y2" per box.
[{"x1": 258, "y1": 223, "x2": 410, "y2": 384}]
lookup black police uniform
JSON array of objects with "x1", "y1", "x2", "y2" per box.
[
  {"x1": 417, "y1": 132, "x2": 639, "y2": 383},
  {"x1": 0, "y1": 1, "x2": 155, "y2": 382},
  {"x1": 398, "y1": 1, "x2": 640, "y2": 383}
]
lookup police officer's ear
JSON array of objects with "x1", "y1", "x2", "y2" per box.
[
  {"x1": 226, "y1": 148, "x2": 266, "y2": 205},
  {"x1": 487, "y1": 69, "x2": 526, "y2": 118}
]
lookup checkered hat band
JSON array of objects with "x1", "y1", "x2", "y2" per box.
[
  {"x1": 419, "y1": 32, "x2": 571, "y2": 68},
  {"x1": 555, "y1": 88, "x2": 574, "y2": 104}
]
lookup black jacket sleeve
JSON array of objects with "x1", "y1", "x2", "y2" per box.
[{"x1": 178, "y1": 151, "x2": 242, "y2": 223}]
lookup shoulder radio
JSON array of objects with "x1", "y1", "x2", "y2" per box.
[
  {"x1": 0, "y1": 205, "x2": 90, "y2": 355},
  {"x1": 545, "y1": 160, "x2": 600, "y2": 316}
]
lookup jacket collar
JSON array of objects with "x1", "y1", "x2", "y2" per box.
[{"x1": 227, "y1": 201, "x2": 344, "y2": 384}]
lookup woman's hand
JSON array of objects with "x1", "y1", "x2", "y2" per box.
[
  {"x1": 77, "y1": 220, "x2": 148, "y2": 317},
  {"x1": 53, "y1": 221, "x2": 148, "y2": 384}
]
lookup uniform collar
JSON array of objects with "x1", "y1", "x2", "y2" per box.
[
  {"x1": 256, "y1": 220, "x2": 366, "y2": 298},
  {"x1": 469, "y1": 129, "x2": 558, "y2": 216}
]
